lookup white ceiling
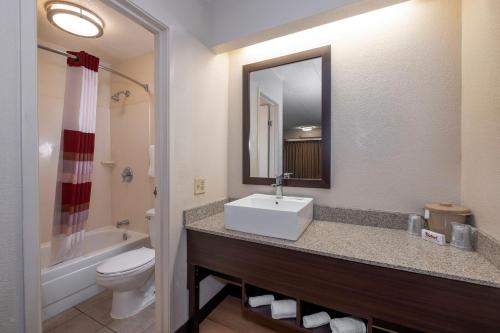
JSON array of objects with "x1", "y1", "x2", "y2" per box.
[
  {"x1": 200, "y1": 0, "x2": 407, "y2": 52},
  {"x1": 258, "y1": 58, "x2": 321, "y2": 129},
  {"x1": 275, "y1": 58, "x2": 322, "y2": 129},
  {"x1": 37, "y1": 0, "x2": 154, "y2": 64},
  {"x1": 251, "y1": 57, "x2": 322, "y2": 129}
]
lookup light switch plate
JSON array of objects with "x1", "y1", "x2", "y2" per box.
[{"x1": 194, "y1": 177, "x2": 206, "y2": 195}]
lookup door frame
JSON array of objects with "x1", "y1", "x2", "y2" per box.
[{"x1": 20, "y1": 1, "x2": 171, "y2": 332}]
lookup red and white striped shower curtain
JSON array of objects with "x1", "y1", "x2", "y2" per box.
[{"x1": 51, "y1": 51, "x2": 100, "y2": 265}]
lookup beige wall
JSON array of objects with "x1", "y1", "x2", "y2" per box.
[
  {"x1": 169, "y1": 28, "x2": 229, "y2": 329},
  {"x1": 0, "y1": 1, "x2": 24, "y2": 330},
  {"x1": 110, "y1": 53, "x2": 155, "y2": 235},
  {"x1": 228, "y1": 0, "x2": 462, "y2": 214},
  {"x1": 461, "y1": 0, "x2": 500, "y2": 240},
  {"x1": 37, "y1": 44, "x2": 113, "y2": 243}
]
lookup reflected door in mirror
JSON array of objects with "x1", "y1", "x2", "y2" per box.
[{"x1": 250, "y1": 92, "x2": 280, "y2": 178}]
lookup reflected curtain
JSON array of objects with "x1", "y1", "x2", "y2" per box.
[
  {"x1": 51, "y1": 51, "x2": 100, "y2": 265},
  {"x1": 283, "y1": 140, "x2": 322, "y2": 179}
]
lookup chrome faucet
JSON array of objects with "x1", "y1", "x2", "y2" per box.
[
  {"x1": 116, "y1": 219, "x2": 130, "y2": 228},
  {"x1": 272, "y1": 174, "x2": 284, "y2": 199}
]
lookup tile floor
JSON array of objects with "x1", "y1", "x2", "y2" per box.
[
  {"x1": 43, "y1": 293, "x2": 274, "y2": 333},
  {"x1": 200, "y1": 296, "x2": 277, "y2": 333},
  {"x1": 43, "y1": 291, "x2": 155, "y2": 333}
]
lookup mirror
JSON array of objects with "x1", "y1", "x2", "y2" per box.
[{"x1": 243, "y1": 46, "x2": 331, "y2": 188}]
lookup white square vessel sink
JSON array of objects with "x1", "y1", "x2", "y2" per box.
[{"x1": 224, "y1": 194, "x2": 313, "y2": 241}]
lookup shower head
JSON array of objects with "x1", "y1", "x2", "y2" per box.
[{"x1": 111, "y1": 90, "x2": 131, "y2": 102}]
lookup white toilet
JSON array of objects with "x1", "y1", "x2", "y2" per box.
[{"x1": 96, "y1": 208, "x2": 157, "y2": 319}]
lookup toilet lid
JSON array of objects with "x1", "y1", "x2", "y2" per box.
[{"x1": 97, "y1": 247, "x2": 155, "y2": 275}]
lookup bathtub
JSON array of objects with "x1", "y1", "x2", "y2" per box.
[{"x1": 41, "y1": 227, "x2": 149, "y2": 320}]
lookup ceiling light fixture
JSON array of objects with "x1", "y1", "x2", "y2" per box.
[
  {"x1": 46, "y1": 1, "x2": 104, "y2": 38},
  {"x1": 296, "y1": 126, "x2": 318, "y2": 132}
]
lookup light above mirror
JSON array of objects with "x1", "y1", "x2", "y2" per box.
[{"x1": 46, "y1": 1, "x2": 104, "y2": 38}]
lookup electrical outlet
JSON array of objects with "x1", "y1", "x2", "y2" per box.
[{"x1": 194, "y1": 177, "x2": 206, "y2": 195}]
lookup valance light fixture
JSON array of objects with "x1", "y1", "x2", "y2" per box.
[{"x1": 46, "y1": 1, "x2": 104, "y2": 38}]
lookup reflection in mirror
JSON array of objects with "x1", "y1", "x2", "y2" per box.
[
  {"x1": 249, "y1": 57, "x2": 322, "y2": 180},
  {"x1": 250, "y1": 91, "x2": 280, "y2": 178}
]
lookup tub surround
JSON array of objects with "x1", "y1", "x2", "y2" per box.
[
  {"x1": 187, "y1": 213, "x2": 500, "y2": 289},
  {"x1": 110, "y1": 52, "x2": 155, "y2": 237}
]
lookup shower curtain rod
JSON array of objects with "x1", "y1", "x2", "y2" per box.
[{"x1": 38, "y1": 44, "x2": 149, "y2": 93}]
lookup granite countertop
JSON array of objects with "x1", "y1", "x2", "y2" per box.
[{"x1": 186, "y1": 213, "x2": 500, "y2": 289}]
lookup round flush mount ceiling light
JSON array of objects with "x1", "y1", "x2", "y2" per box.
[
  {"x1": 46, "y1": 1, "x2": 104, "y2": 38},
  {"x1": 296, "y1": 126, "x2": 318, "y2": 132}
]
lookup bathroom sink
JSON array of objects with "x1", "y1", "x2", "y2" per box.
[{"x1": 224, "y1": 194, "x2": 313, "y2": 241}]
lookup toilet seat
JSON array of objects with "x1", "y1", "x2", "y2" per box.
[{"x1": 97, "y1": 247, "x2": 155, "y2": 277}]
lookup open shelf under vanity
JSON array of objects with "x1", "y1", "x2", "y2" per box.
[
  {"x1": 187, "y1": 230, "x2": 500, "y2": 333},
  {"x1": 242, "y1": 283, "x2": 300, "y2": 331},
  {"x1": 202, "y1": 268, "x2": 420, "y2": 333},
  {"x1": 240, "y1": 281, "x2": 410, "y2": 333}
]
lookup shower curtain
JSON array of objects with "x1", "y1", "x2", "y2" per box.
[{"x1": 51, "y1": 51, "x2": 100, "y2": 265}]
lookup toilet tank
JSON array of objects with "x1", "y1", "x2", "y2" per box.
[{"x1": 145, "y1": 208, "x2": 157, "y2": 249}]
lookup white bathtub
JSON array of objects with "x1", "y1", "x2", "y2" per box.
[{"x1": 41, "y1": 227, "x2": 149, "y2": 320}]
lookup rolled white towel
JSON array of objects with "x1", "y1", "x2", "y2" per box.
[
  {"x1": 330, "y1": 317, "x2": 366, "y2": 333},
  {"x1": 271, "y1": 299, "x2": 296, "y2": 320},
  {"x1": 303, "y1": 311, "x2": 331, "y2": 328},
  {"x1": 248, "y1": 294, "x2": 274, "y2": 308}
]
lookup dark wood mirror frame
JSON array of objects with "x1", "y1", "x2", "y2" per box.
[{"x1": 242, "y1": 45, "x2": 331, "y2": 189}]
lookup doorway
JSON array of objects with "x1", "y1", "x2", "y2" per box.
[
  {"x1": 256, "y1": 92, "x2": 280, "y2": 178},
  {"x1": 22, "y1": 1, "x2": 171, "y2": 332}
]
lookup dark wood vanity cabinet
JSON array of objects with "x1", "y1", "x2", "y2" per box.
[{"x1": 187, "y1": 230, "x2": 500, "y2": 333}]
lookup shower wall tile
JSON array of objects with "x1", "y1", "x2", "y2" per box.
[
  {"x1": 109, "y1": 53, "x2": 155, "y2": 236},
  {"x1": 110, "y1": 101, "x2": 155, "y2": 235}
]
